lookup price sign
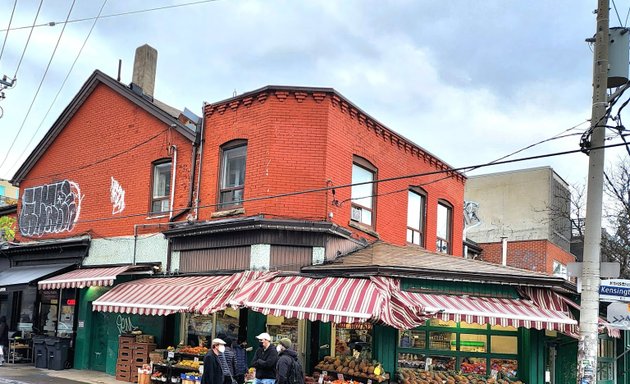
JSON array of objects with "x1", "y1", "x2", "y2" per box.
[
  {"x1": 337, "y1": 374, "x2": 344, "y2": 381},
  {"x1": 194, "y1": 357, "x2": 199, "y2": 363},
  {"x1": 367, "y1": 380, "x2": 373, "y2": 384},
  {"x1": 322, "y1": 371, "x2": 328, "y2": 377},
  {"x1": 318, "y1": 375, "x2": 324, "y2": 384},
  {"x1": 168, "y1": 351, "x2": 175, "y2": 359}
]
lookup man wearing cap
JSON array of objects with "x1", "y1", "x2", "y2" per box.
[
  {"x1": 251, "y1": 332, "x2": 278, "y2": 384},
  {"x1": 202, "y1": 338, "x2": 227, "y2": 384},
  {"x1": 276, "y1": 338, "x2": 302, "y2": 384}
]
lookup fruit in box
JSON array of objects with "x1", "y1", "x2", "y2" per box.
[{"x1": 177, "y1": 345, "x2": 209, "y2": 355}]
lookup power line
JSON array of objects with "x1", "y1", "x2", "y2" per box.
[
  {"x1": 0, "y1": 0, "x2": 17, "y2": 63},
  {"x1": 612, "y1": 0, "x2": 624, "y2": 26},
  {"x1": 13, "y1": 0, "x2": 43, "y2": 79},
  {"x1": 6, "y1": 0, "x2": 109, "y2": 177},
  {"x1": 0, "y1": 0, "x2": 77, "y2": 170},
  {"x1": 16, "y1": 140, "x2": 630, "y2": 232},
  {"x1": 0, "y1": 0, "x2": 221, "y2": 33}
]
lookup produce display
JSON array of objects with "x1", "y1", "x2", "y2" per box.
[
  {"x1": 398, "y1": 369, "x2": 524, "y2": 384},
  {"x1": 314, "y1": 356, "x2": 388, "y2": 382},
  {"x1": 177, "y1": 346, "x2": 208, "y2": 355},
  {"x1": 174, "y1": 359, "x2": 202, "y2": 370}
]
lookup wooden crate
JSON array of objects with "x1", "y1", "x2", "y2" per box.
[
  {"x1": 134, "y1": 342, "x2": 156, "y2": 353},
  {"x1": 118, "y1": 348, "x2": 133, "y2": 360}
]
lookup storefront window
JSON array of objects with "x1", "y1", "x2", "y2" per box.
[
  {"x1": 597, "y1": 337, "x2": 615, "y2": 382},
  {"x1": 334, "y1": 323, "x2": 372, "y2": 359},
  {"x1": 267, "y1": 315, "x2": 300, "y2": 349},
  {"x1": 460, "y1": 357, "x2": 486, "y2": 375},
  {"x1": 490, "y1": 335, "x2": 517, "y2": 354},
  {"x1": 39, "y1": 290, "x2": 59, "y2": 336},
  {"x1": 427, "y1": 355, "x2": 456, "y2": 371},
  {"x1": 216, "y1": 308, "x2": 239, "y2": 342},
  {"x1": 460, "y1": 334, "x2": 487, "y2": 352},
  {"x1": 18, "y1": 288, "x2": 36, "y2": 333},
  {"x1": 428, "y1": 331, "x2": 455, "y2": 350},
  {"x1": 399, "y1": 330, "x2": 425, "y2": 349},
  {"x1": 57, "y1": 289, "x2": 76, "y2": 338},
  {"x1": 398, "y1": 352, "x2": 425, "y2": 370}
]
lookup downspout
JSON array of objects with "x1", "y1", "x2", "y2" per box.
[
  {"x1": 168, "y1": 144, "x2": 178, "y2": 220},
  {"x1": 194, "y1": 102, "x2": 207, "y2": 220},
  {"x1": 170, "y1": 129, "x2": 199, "y2": 222},
  {"x1": 133, "y1": 224, "x2": 139, "y2": 265}
]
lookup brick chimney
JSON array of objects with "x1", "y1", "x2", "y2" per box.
[{"x1": 131, "y1": 44, "x2": 157, "y2": 97}]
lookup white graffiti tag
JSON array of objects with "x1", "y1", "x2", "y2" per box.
[
  {"x1": 116, "y1": 315, "x2": 135, "y2": 334},
  {"x1": 19, "y1": 180, "x2": 83, "y2": 237},
  {"x1": 110, "y1": 177, "x2": 126, "y2": 215}
]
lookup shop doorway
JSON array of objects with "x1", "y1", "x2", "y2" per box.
[{"x1": 89, "y1": 310, "x2": 108, "y2": 372}]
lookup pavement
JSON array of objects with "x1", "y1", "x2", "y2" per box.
[{"x1": 0, "y1": 363, "x2": 121, "y2": 384}]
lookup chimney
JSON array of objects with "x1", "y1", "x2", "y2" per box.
[{"x1": 132, "y1": 44, "x2": 157, "y2": 98}]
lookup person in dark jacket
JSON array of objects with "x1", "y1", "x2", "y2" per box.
[
  {"x1": 251, "y1": 332, "x2": 278, "y2": 384},
  {"x1": 233, "y1": 338, "x2": 249, "y2": 384},
  {"x1": 276, "y1": 338, "x2": 302, "y2": 384},
  {"x1": 218, "y1": 336, "x2": 238, "y2": 384},
  {"x1": 202, "y1": 338, "x2": 227, "y2": 384},
  {"x1": 0, "y1": 316, "x2": 8, "y2": 365}
]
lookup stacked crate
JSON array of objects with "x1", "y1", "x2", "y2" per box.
[
  {"x1": 116, "y1": 335, "x2": 135, "y2": 382},
  {"x1": 116, "y1": 335, "x2": 156, "y2": 383}
]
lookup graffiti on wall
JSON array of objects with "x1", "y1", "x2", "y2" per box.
[
  {"x1": 110, "y1": 177, "x2": 126, "y2": 215},
  {"x1": 19, "y1": 180, "x2": 82, "y2": 237},
  {"x1": 116, "y1": 314, "x2": 136, "y2": 334}
]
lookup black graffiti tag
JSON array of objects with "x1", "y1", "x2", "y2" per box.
[{"x1": 19, "y1": 180, "x2": 82, "y2": 237}]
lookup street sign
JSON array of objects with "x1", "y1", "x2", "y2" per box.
[
  {"x1": 607, "y1": 302, "x2": 630, "y2": 329},
  {"x1": 600, "y1": 279, "x2": 630, "y2": 302},
  {"x1": 567, "y1": 262, "x2": 620, "y2": 278}
]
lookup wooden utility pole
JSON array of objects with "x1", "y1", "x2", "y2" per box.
[{"x1": 578, "y1": 0, "x2": 609, "y2": 383}]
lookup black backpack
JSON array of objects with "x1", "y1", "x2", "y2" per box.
[{"x1": 288, "y1": 358, "x2": 305, "y2": 384}]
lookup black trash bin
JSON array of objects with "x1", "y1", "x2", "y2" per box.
[
  {"x1": 45, "y1": 337, "x2": 70, "y2": 370},
  {"x1": 32, "y1": 336, "x2": 48, "y2": 369}
]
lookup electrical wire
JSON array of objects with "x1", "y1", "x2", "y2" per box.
[
  {"x1": 0, "y1": 0, "x2": 77, "y2": 170},
  {"x1": 0, "y1": 0, "x2": 221, "y2": 33},
  {"x1": 12, "y1": 0, "x2": 43, "y2": 79},
  {"x1": 6, "y1": 0, "x2": 109, "y2": 177},
  {"x1": 613, "y1": 0, "x2": 624, "y2": 27},
  {"x1": 15, "y1": 140, "x2": 630, "y2": 233},
  {"x1": 0, "y1": 0, "x2": 17, "y2": 63}
]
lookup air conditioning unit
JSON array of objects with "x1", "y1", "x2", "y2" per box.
[{"x1": 351, "y1": 206, "x2": 362, "y2": 222}]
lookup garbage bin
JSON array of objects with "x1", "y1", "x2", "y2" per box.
[
  {"x1": 45, "y1": 337, "x2": 70, "y2": 370},
  {"x1": 32, "y1": 336, "x2": 48, "y2": 369}
]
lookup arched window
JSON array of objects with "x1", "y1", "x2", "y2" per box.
[
  {"x1": 407, "y1": 187, "x2": 427, "y2": 246},
  {"x1": 351, "y1": 156, "x2": 377, "y2": 227},
  {"x1": 219, "y1": 140, "x2": 247, "y2": 207},
  {"x1": 151, "y1": 159, "x2": 172, "y2": 215},
  {"x1": 436, "y1": 200, "x2": 453, "y2": 254}
]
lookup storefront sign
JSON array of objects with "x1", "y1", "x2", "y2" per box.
[
  {"x1": 600, "y1": 280, "x2": 630, "y2": 302},
  {"x1": 335, "y1": 323, "x2": 372, "y2": 330},
  {"x1": 78, "y1": 321, "x2": 84, "y2": 328},
  {"x1": 607, "y1": 302, "x2": 630, "y2": 329}
]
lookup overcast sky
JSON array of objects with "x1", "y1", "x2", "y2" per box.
[{"x1": 0, "y1": 0, "x2": 627, "y2": 188}]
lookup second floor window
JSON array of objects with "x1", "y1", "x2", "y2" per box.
[
  {"x1": 407, "y1": 189, "x2": 426, "y2": 246},
  {"x1": 219, "y1": 142, "x2": 247, "y2": 207},
  {"x1": 436, "y1": 200, "x2": 452, "y2": 253},
  {"x1": 351, "y1": 158, "x2": 376, "y2": 227},
  {"x1": 151, "y1": 161, "x2": 171, "y2": 214}
]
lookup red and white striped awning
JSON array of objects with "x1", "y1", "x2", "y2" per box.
[
  {"x1": 230, "y1": 275, "x2": 427, "y2": 328},
  {"x1": 406, "y1": 291, "x2": 577, "y2": 334},
  {"x1": 38, "y1": 266, "x2": 148, "y2": 290},
  {"x1": 92, "y1": 272, "x2": 274, "y2": 316}
]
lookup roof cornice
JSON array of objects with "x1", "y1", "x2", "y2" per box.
[
  {"x1": 204, "y1": 86, "x2": 465, "y2": 183},
  {"x1": 11, "y1": 70, "x2": 195, "y2": 185}
]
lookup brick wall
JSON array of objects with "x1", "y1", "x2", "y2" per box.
[
  {"x1": 16, "y1": 83, "x2": 194, "y2": 240},
  {"x1": 480, "y1": 239, "x2": 576, "y2": 274},
  {"x1": 201, "y1": 88, "x2": 465, "y2": 254}
]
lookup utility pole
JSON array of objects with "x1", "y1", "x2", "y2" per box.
[{"x1": 578, "y1": 0, "x2": 609, "y2": 383}]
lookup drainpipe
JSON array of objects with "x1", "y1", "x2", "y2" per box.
[
  {"x1": 500, "y1": 236, "x2": 508, "y2": 266},
  {"x1": 194, "y1": 102, "x2": 207, "y2": 220},
  {"x1": 168, "y1": 145, "x2": 178, "y2": 220},
  {"x1": 170, "y1": 130, "x2": 199, "y2": 222},
  {"x1": 133, "y1": 224, "x2": 140, "y2": 265}
]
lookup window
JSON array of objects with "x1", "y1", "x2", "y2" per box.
[
  {"x1": 552, "y1": 261, "x2": 568, "y2": 279},
  {"x1": 351, "y1": 158, "x2": 376, "y2": 227},
  {"x1": 219, "y1": 142, "x2": 247, "y2": 207},
  {"x1": 407, "y1": 189, "x2": 426, "y2": 246},
  {"x1": 151, "y1": 160, "x2": 171, "y2": 214},
  {"x1": 436, "y1": 201, "x2": 452, "y2": 253}
]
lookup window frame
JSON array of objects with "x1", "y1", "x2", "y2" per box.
[
  {"x1": 350, "y1": 156, "x2": 377, "y2": 228},
  {"x1": 407, "y1": 187, "x2": 427, "y2": 247},
  {"x1": 218, "y1": 139, "x2": 248, "y2": 209},
  {"x1": 150, "y1": 158, "x2": 172, "y2": 216},
  {"x1": 436, "y1": 199, "x2": 453, "y2": 254}
]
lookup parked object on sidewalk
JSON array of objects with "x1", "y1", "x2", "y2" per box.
[
  {"x1": 33, "y1": 336, "x2": 47, "y2": 368},
  {"x1": 45, "y1": 337, "x2": 70, "y2": 370}
]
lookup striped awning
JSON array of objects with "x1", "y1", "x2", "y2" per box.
[
  {"x1": 230, "y1": 275, "x2": 427, "y2": 328},
  {"x1": 38, "y1": 266, "x2": 149, "y2": 290},
  {"x1": 92, "y1": 271, "x2": 274, "y2": 316},
  {"x1": 406, "y1": 291, "x2": 578, "y2": 334}
]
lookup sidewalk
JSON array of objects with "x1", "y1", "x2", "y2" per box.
[{"x1": 0, "y1": 363, "x2": 121, "y2": 384}]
